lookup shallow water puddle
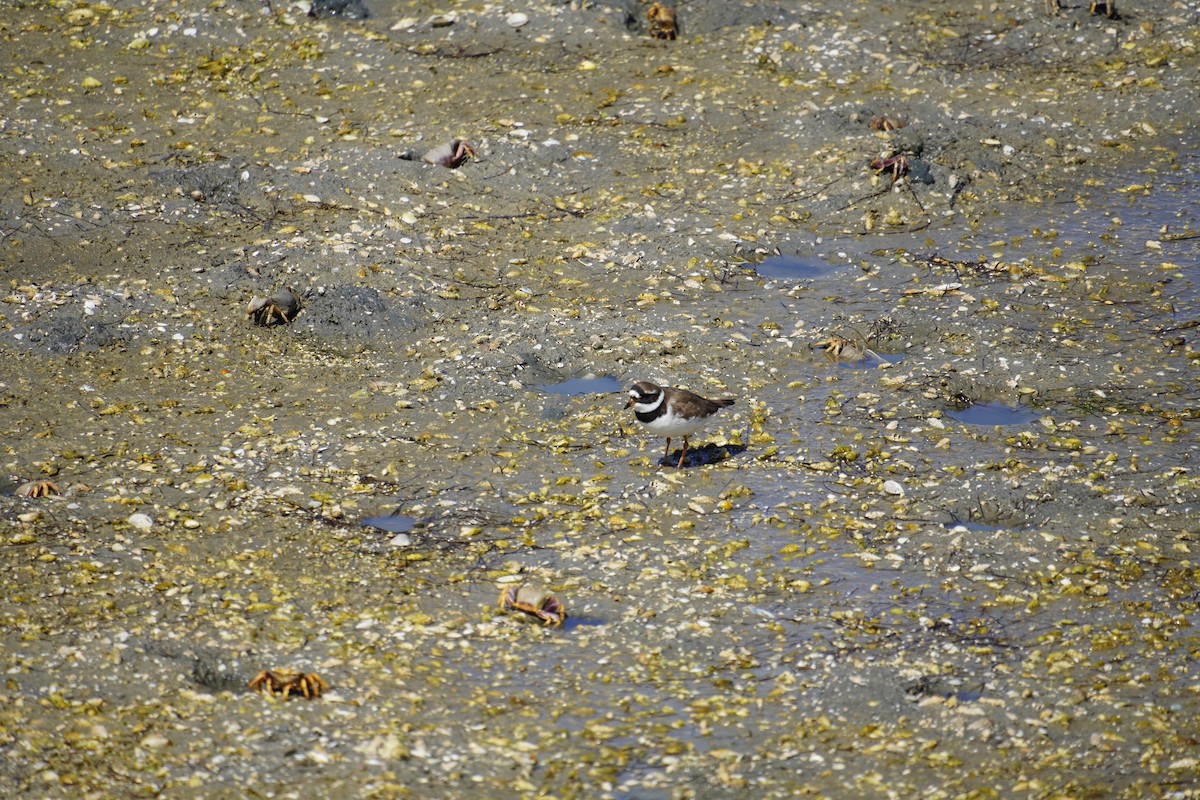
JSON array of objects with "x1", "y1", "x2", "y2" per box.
[
  {"x1": 361, "y1": 513, "x2": 416, "y2": 533},
  {"x1": 947, "y1": 402, "x2": 1039, "y2": 426},
  {"x1": 839, "y1": 351, "x2": 904, "y2": 369},
  {"x1": 539, "y1": 375, "x2": 621, "y2": 395},
  {"x1": 753, "y1": 254, "x2": 848, "y2": 281},
  {"x1": 561, "y1": 615, "x2": 605, "y2": 632}
]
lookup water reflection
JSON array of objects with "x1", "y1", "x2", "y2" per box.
[
  {"x1": 539, "y1": 376, "x2": 622, "y2": 396},
  {"x1": 362, "y1": 514, "x2": 416, "y2": 533},
  {"x1": 754, "y1": 254, "x2": 847, "y2": 280},
  {"x1": 946, "y1": 402, "x2": 1039, "y2": 426}
]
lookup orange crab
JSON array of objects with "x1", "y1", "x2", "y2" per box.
[
  {"x1": 646, "y1": 3, "x2": 677, "y2": 40},
  {"x1": 15, "y1": 480, "x2": 59, "y2": 499},
  {"x1": 248, "y1": 669, "x2": 329, "y2": 700},
  {"x1": 498, "y1": 585, "x2": 566, "y2": 627}
]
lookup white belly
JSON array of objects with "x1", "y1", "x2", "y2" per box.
[{"x1": 642, "y1": 409, "x2": 707, "y2": 437}]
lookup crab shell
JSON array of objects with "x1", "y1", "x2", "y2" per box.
[
  {"x1": 247, "y1": 286, "x2": 303, "y2": 326},
  {"x1": 499, "y1": 585, "x2": 567, "y2": 627}
]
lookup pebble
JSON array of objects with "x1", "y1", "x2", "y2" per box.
[{"x1": 127, "y1": 513, "x2": 154, "y2": 531}]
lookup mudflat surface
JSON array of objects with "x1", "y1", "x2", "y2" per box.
[{"x1": 2, "y1": 0, "x2": 1199, "y2": 797}]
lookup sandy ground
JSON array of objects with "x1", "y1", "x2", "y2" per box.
[{"x1": 2, "y1": 0, "x2": 1200, "y2": 797}]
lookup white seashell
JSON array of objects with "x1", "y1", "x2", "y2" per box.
[
  {"x1": 882, "y1": 480, "x2": 905, "y2": 497},
  {"x1": 506, "y1": 12, "x2": 529, "y2": 28}
]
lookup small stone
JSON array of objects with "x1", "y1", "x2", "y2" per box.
[{"x1": 127, "y1": 513, "x2": 154, "y2": 531}]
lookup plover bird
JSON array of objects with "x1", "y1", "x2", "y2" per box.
[{"x1": 625, "y1": 381, "x2": 734, "y2": 468}]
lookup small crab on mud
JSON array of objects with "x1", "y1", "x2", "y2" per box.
[
  {"x1": 248, "y1": 669, "x2": 329, "y2": 700},
  {"x1": 15, "y1": 480, "x2": 59, "y2": 499},
  {"x1": 810, "y1": 336, "x2": 865, "y2": 362},
  {"x1": 810, "y1": 336, "x2": 892, "y2": 367},
  {"x1": 870, "y1": 153, "x2": 910, "y2": 182},
  {"x1": 400, "y1": 140, "x2": 476, "y2": 169},
  {"x1": 868, "y1": 115, "x2": 907, "y2": 132},
  {"x1": 247, "y1": 286, "x2": 303, "y2": 326},
  {"x1": 646, "y1": 3, "x2": 677, "y2": 40},
  {"x1": 498, "y1": 585, "x2": 567, "y2": 627}
]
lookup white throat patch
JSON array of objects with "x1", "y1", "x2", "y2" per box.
[{"x1": 631, "y1": 391, "x2": 664, "y2": 413}]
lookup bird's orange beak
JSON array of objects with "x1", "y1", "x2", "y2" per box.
[{"x1": 624, "y1": 398, "x2": 633, "y2": 409}]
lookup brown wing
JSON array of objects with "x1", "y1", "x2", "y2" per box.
[{"x1": 674, "y1": 388, "x2": 734, "y2": 416}]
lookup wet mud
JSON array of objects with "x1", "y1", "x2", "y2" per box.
[{"x1": 2, "y1": 0, "x2": 1199, "y2": 797}]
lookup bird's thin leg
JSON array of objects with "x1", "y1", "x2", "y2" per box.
[
  {"x1": 677, "y1": 436, "x2": 689, "y2": 468},
  {"x1": 663, "y1": 437, "x2": 672, "y2": 465}
]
